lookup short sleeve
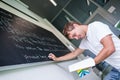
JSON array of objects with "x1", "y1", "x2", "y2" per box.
[{"x1": 93, "y1": 22, "x2": 112, "y2": 42}]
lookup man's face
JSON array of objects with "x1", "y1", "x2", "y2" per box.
[{"x1": 67, "y1": 26, "x2": 86, "y2": 40}]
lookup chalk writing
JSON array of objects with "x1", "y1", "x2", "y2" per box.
[{"x1": 0, "y1": 8, "x2": 70, "y2": 68}]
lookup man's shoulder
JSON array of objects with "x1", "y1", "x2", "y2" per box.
[
  {"x1": 89, "y1": 21, "x2": 108, "y2": 28},
  {"x1": 90, "y1": 21, "x2": 103, "y2": 25}
]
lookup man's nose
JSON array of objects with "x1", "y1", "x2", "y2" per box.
[{"x1": 75, "y1": 37, "x2": 79, "y2": 40}]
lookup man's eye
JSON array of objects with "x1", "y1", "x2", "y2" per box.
[{"x1": 72, "y1": 34, "x2": 76, "y2": 37}]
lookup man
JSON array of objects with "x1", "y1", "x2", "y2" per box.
[{"x1": 48, "y1": 21, "x2": 120, "y2": 80}]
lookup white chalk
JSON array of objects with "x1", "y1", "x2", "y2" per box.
[{"x1": 68, "y1": 57, "x2": 95, "y2": 72}]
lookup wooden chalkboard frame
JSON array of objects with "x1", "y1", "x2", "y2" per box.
[{"x1": 0, "y1": 4, "x2": 70, "y2": 71}]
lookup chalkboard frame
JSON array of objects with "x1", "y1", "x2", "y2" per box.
[{"x1": 0, "y1": 3, "x2": 70, "y2": 71}]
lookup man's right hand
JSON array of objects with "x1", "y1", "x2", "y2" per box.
[{"x1": 48, "y1": 53, "x2": 58, "y2": 61}]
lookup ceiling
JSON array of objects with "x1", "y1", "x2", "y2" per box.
[{"x1": 20, "y1": 0, "x2": 70, "y2": 22}]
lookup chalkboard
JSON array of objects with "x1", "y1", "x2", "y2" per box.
[{"x1": 0, "y1": 8, "x2": 70, "y2": 69}]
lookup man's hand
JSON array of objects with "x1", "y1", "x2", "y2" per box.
[{"x1": 48, "y1": 53, "x2": 58, "y2": 61}]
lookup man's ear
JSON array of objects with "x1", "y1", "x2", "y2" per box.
[{"x1": 73, "y1": 24, "x2": 78, "y2": 28}]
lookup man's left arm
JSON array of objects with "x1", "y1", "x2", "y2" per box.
[{"x1": 94, "y1": 34, "x2": 115, "y2": 64}]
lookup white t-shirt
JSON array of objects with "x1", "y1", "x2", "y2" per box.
[{"x1": 79, "y1": 21, "x2": 120, "y2": 70}]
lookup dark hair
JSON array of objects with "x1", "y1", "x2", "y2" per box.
[{"x1": 62, "y1": 21, "x2": 81, "y2": 37}]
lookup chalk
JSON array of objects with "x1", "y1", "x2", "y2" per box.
[{"x1": 68, "y1": 57, "x2": 95, "y2": 72}]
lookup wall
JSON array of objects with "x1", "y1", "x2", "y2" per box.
[
  {"x1": 103, "y1": 0, "x2": 120, "y2": 22},
  {"x1": 0, "y1": 60, "x2": 78, "y2": 80}
]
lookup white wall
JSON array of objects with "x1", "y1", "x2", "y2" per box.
[{"x1": 0, "y1": 63, "x2": 75, "y2": 80}]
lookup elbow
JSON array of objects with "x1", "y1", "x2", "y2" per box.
[
  {"x1": 111, "y1": 47, "x2": 115, "y2": 53},
  {"x1": 72, "y1": 53, "x2": 78, "y2": 58},
  {"x1": 108, "y1": 46, "x2": 115, "y2": 55}
]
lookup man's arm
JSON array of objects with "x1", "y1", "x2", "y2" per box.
[
  {"x1": 48, "y1": 48, "x2": 84, "y2": 61},
  {"x1": 94, "y1": 34, "x2": 115, "y2": 64}
]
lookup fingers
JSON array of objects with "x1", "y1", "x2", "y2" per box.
[
  {"x1": 48, "y1": 53, "x2": 53, "y2": 58},
  {"x1": 48, "y1": 53, "x2": 56, "y2": 61}
]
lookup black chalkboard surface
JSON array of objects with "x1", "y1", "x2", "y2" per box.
[{"x1": 0, "y1": 8, "x2": 70, "y2": 69}]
